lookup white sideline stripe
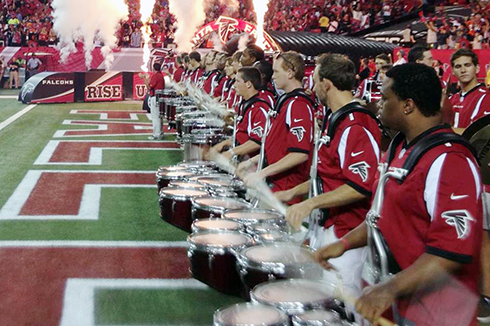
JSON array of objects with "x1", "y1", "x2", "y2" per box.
[
  {"x1": 0, "y1": 104, "x2": 37, "y2": 132},
  {"x1": 34, "y1": 141, "x2": 180, "y2": 165},
  {"x1": 60, "y1": 279, "x2": 206, "y2": 326},
  {"x1": 53, "y1": 120, "x2": 169, "y2": 138},
  {"x1": 0, "y1": 95, "x2": 18, "y2": 99},
  {"x1": 0, "y1": 170, "x2": 157, "y2": 220},
  {"x1": 0, "y1": 241, "x2": 187, "y2": 248},
  {"x1": 70, "y1": 110, "x2": 149, "y2": 121}
]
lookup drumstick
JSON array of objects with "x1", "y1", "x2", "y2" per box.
[{"x1": 335, "y1": 274, "x2": 398, "y2": 326}]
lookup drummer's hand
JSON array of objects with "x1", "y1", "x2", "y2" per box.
[
  {"x1": 242, "y1": 171, "x2": 265, "y2": 188},
  {"x1": 205, "y1": 147, "x2": 217, "y2": 161},
  {"x1": 236, "y1": 159, "x2": 254, "y2": 178},
  {"x1": 274, "y1": 189, "x2": 294, "y2": 203},
  {"x1": 285, "y1": 200, "x2": 313, "y2": 231},
  {"x1": 222, "y1": 150, "x2": 233, "y2": 160},
  {"x1": 313, "y1": 241, "x2": 346, "y2": 270},
  {"x1": 355, "y1": 282, "x2": 397, "y2": 325}
]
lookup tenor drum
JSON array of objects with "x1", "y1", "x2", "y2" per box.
[
  {"x1": 237, "y1": 243, "x2": 322, "y2": 296},
  {"x1": 292, "y1": 309, "x2": 343, "y2": 325},
  {"x1": 223, "y1": 209, "x2": 285, "y2": 226},
  {"x1": 179, "y1": 160, "x2": 218, "y2": 170},
  {"x1": 191, "y1": 218, "x2": 243, "y2": 233},
  {"x1": 157, "y1": 165, "x2": 189, "y2": 174},
  {"x1": 250, "y1": 279, "x2": 337, "y2": 315},
  {"x1": 192, "y1": 196, "x2": 252, "y2": 220},
  {"x1": 188, "y1": 231, "x2": 252, "y2": 295},
  {"x1": 168, "y1": 180, "x2": 207, "y2": 191},
  {"x1": 156, "y1": 170, "x2": 194, "y2": 194},
  {"x1": 159, "y1": 187, "x2": 208, "y2": 232},
  {"x1": 182, "y1": 131, "x2": 226, "y2": 162},
  {"x1": 195, "y1": 176, "x2": 245, "y2": 198},
  {"x1": 252, "y1": 230, "x2": 293, "y2": 244},
  {"x1": 214, "y1": 303, "x2": 289, "y2": 326}
]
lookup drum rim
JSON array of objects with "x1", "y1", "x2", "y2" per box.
[
  {"x1": 246, "y1": 221, "x2": 288, "y2": 234},
  {"x1": 191, "y1": 218, "x2": 243, "y2": 233},
  {"x1": 213, "y1": 302, "x2": 289, "y2": 326},
  {"x1": 290, "y1": 309, "x2": 341, "y2": 325},
  {"x1": 159, "y1": 187, "x2": 209, "y2": 200},
  {"x1": 192, "y1": 196, "x2": 252, "y2": 213},
  {"x1": 237, "y1": 242, "x2": 316, "y2": 271},
  {"x1": 179, "y1": 161, "x2": 217, "y2": 168},
  {"x1": 252, "y1": 231, "x2": 294, "y2": 244},
  {"x1": 223, "y1": 209, "x2": 284, "y2": 224},
  {"x1": 250, "y1": 279, "x2": 336, "y2": 312},
  {"x1": 187, "y1": 230, "x2": 252, "y2": 251},
  {"x1": 168, "y1": 181, "x2": 207, "y2": 189}
]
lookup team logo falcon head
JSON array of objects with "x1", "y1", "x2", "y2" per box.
[
  {"x1": 290, "y1": 126, "x2": 306, "y2": 142},
  {"x1": 442, "y1": 210, "x2": 475, "y2": 239},
  {"x1": 348, "y1": 161, "x2": 371, "y2": 182},
  {"x1": 251, "y1": 126, "x2": 264, "y2": 138},
  {"x1": 216, "y1": 16, "x2": 239, "y2": 44}
]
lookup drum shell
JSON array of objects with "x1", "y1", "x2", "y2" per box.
[
  {"x1": 159, "y1": 188, "x2": 208, "y2": 232},
  {"x1": 213, "y1": 302, "x2": 289, "y2": 326},
  {"x1": 291, "y1": 309, "x2": 343, "y2": 326},
  {"x1": 188, "y1": 231, "x2": 252, "y2": 296},
  {"x1": 155, "y1": 170, "x2": 194, "y2": 194}
]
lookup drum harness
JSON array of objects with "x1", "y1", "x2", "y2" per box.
[
  {"x1": 306, "y1": 103, "x2": 380, "y2": 247},
  {"x1": 366, "y1": 131, "x2": 477, "y2": 283}
]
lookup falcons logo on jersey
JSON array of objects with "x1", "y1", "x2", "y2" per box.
[
  {"x1": 216, "y1": 16, "x2": 238, "y2": 44},
  {"x1": 251, "y1": 126, "x2": 264, "y2": 138},
  {"x1": 290, "y1": 126, "x2": 306, "y2": 142},
  {"x1": 442, "y1": 210, "x2": 475, "y2": 239},
  {"x1": 348, "y1": 161, "x2": 371, "y2": 182}
]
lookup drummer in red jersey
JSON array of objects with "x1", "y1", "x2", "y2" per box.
[
  {"x1": 172, "y1": 54, "x2": 185, "y2": 83},
  {"x1": 187, "y1": 51, "x2": 204, "y2": 85},
  {"x1": 241, "y1": 51, "x2": 315, "y2": 205},
  {"x1": 314, "y1": 63, "x2": 483, "y2": 326},
  {"x1": 209, "y1": 67, "x2": 269, "y2": 162},
  {"x1": 253, "y1": 60, "x2": 276, "y2": 107},
  {"x1": 449, "y1": 49, "x2": 490, "y2": 133}
]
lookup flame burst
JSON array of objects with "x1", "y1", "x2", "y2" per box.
[
  {"x1": 252, "y1": 0, "x2": 271, "y2": 49},
  {"x1": 140, "y1": 0, "x2": 154, "y2": 72}
]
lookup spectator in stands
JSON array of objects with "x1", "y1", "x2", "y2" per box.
[
  {"x1": 407, "y1": 45, "x2": 434, "y2": 67},
  {"x1": 402, "y1": 24, "x2": 416, "y2": 47},
  {"x1": 130, "y1": 28, "x2": 142, "y2": 48},
  {"x1": 8, "y1": 56, "x2": 21, "y2": 89},
  {"x1": 393, "y1": 50, "x2": 407, "y2": 66}
]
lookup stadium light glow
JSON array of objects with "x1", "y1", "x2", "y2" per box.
[{"x1": 140, "y1": 0, "x2": 154, "y2": 72}]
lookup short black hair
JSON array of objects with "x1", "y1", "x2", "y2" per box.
[
  {"x1": 386, "y1": 63, "x2": 441, "y2": 117},
  {"x1": 253, "y1": 60, "x2": 273, "y2": 87},
  {"x1": 245, "y1": 44, "x2": 265, "y2": 62},
  {"x1": 153, "y1": 62, "x2": 162, "y2": 71},
  {"x1": 407, "y1": 45, "x2": 429, "y2": 63},
  {"x1": 238, "y1": 67, "x2": 262, "y2": 90},
  {"x1": 189, "y1": 51, "x2": 201, "y2": 62},
  {"x1": 316, "y1": 53, "x2": 356, "y2": 91},
  {"x1": 450, "y1": 48, "x2": 479, "y2": 67}
]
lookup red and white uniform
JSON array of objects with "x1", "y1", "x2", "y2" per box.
[
  {"x1": 189, "y1": 68, "x2": 204, "y2": 85},
  {"x1": 450, "y1": 84, "x2": 490, "y2": 128},
  {"x1": 213, "y1": 74, "x2": 229, "y2": 99},
  {"x1": 355, "y1": 77, "x2": 382, "y2": 103},
  {"x1": 202, "y1": 69, "x2": 220, "y2": 95},
  {"x1": 258, "y1": 88, "x2": 275, "y2": 107},
  {"x1": 376, "y1": 126, "x2": 483, "y2": 326},
  {"x1": 235, "y1": 94, "x2": 269, "y2": 150},
  {"x1": 173, "y1": 66, "x2": 184, "y2": 83},
  {"x1": 264, "y1": 90, "x2": 315, "y2": 197},
  {"x1": 317, "y1": 103, "x2": 381, "y2": 238}
]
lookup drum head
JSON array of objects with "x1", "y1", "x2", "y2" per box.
[
  {"x1": 158, "y1": 170, "x2": 194, "y2": 179},
  {"x1": 160, "y1": 188, "x2": 208, "y2": 199},
  {"x1": 193, "y1": 196, "x2": 252, "y2": 211},
  {"x1": 158, "y1": 165, "x2": 188, "y2": 172},
  {"x1": 179, "y1": 161, "x2": 216, "y2": 169},
  {"x1": 292, "y1": 309, "x2": 341, "y2": 324},
  {"x1": 196, "y1": 176, "x2": 235, "y2": 187},
  {"x1": 214, "y1": 303, "x2": 288, "y2": 326},
  {"x1": 241, "y1": 243, "x2": 315, "y2": 265},
  {"x1": 193, "y1": 219, "x2": 241, "y2": 231},
  {"x1": 251, "y1": 279, "x2": 335, "y2": 311},
  {"x1": 189, "y1": 231, "x2": 250, "y2": 247},
  {"x1": 224, "y1": 209, "x2": 284, "y2": 224},
  {"x1": 168, "y1": 181, "x2": 207, "y2": 190}
]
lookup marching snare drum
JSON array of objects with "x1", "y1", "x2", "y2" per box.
[
  {"x1": 252, "y1": 230, "x2": 293, "y2": 244},
  {"x1": 156, "y1": 170, "x2": 194, "y2": 194},
  {"x1": 214, "y1": 302, "x2": 289, "y2": 326},
  {"x1": 182, "y1": 132, "x2": 225, "y2": 162},
  {"x1": 292, "y1": 309, "x2": 343, "y2": 326},
  {"x1": 168, "y1": 180, "x2": 207, "y2": 191},
  {"x1": 191, "y1": 196, "x2": 252, "y2": 220},
  {"x1": 191, "y1": 218, "x2": 243, "y2": 233},
  {"x1": 159, "y1": 187, "x2": 208, "y2": 232},
  {"x1": 223, "y1": 209, "x2": 285, "y2": 226},
  {"x1": 237, "y1": 243, "x2": 322, "y2": 296},
  {"x1": 250, "y1": 279, "x2": 337, "y2": 315},
  {"x1": 188, "y1": 231, "x2": 252, "y2": 295},
  {"x1": 157, "y1": 165, "x2": 189, "y2": 174},
  {"x1": 179, "y1": 161, "x2": 218, "y2": 170}
]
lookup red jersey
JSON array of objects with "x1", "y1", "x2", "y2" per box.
[
  {"x1": 221, "y1": 78, "x2": 234, "y2": 102},
  {"x1": 450, "y1": 84, "x2": 490, "y2": 128},
  {"x1": 235, "y1": 94, "x2": 269, "y2": 149},
  {"x1": 149, "y1": 71, "x2": 165, "y2": 96},
  {"x1": 173, "y1": 67, "x2": 184, "y2": 83},
  {"x1": 258, "y1": 89, "x2": 275, "y2": 107},
  {"x1": 214, "y1": 74, "x2": 229, "y2": 99},
  {"x1": 355, "y1": 77, "x2": 381, "y2": 103},
  {"x1": 202, "y1": 69, "x2": 220, "y2": 95},
  {"x1": 264, "y1": 89, "x2": 315, "y2": 193},
  {"x1": 317, "y1": 103, "x2": 381, "y2": 238},
  {"x1": 376, "y1": 126, "x2": 482, "y2": 326},
  {"x1": 189, "y1": 68, "x2": 204, "y2": 85}
]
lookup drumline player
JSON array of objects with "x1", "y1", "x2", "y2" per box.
[
  {"x1": 276, "y1": 54, "x2": 382, "y2": 320},
  {"x1": 314, "y1": 63, "x2": 483, "y2": 326},
  {"x1": 208, "y1": 67, "x2": 269, "y2": 161},
  {"x1": 240, "y1": 51, "x2": 315, "y2": 205}
]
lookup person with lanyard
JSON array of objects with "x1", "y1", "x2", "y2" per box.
[
  {"x1": 253, "y1": 60, "x2": 276, "y2": 107},
  {"x1": 275, "y1": 54, "x2": 381, "y2": 321},
  {"x1": 240, "y1": 51, "x2": 315, "y2": 205},
  {"x1": 172, "y1": 54, "x2": 185, "y2": 83},
  {"x1": 201, "y1": 51, "x2": 221, "y2": 95},
  {"x1": 187, "y1": 51, "x2": 203, "y2": 85},
  {"x1": 212, "y1": 53, "x2": 230, "y2": 99},
  {"x1": 314, "y1": 63, "x2": 483, "y2": 326},
  {"x1": 140, "y1": 62, "x2": 165, "y2": 140},
  {"x1": 208, "y1": 67, "x2": 269, "y2": 162},
  {"x1": 449, "y1": 49, "x2": 490, "y2": 134}
]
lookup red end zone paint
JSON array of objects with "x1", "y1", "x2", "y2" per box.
[
  {"x1": 73, "y1": 110, "x2": 148, "y2": 120},
  {"x1": 0, "y1": 247, "x2": 189, "y2": 325}
]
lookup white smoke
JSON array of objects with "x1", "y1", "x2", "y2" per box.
[
  {"x1": 238, "y1": 33, "x2": 250, "y2": 51},
  {"x1": 51, "y1": 0, "x2": 128, "y2": 71},
  {"x1": 211, "y1": 32, "x2": 225, "y2": 52},
  {"x1": 168, "y1": 0, "x2": 206, "y2": 53}
]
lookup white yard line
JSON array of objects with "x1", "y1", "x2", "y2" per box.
[
  {"x1": 0, "y1": 95, "x2": 18, "y2": 99},
  {"x1": 0, "y1": 241, "x2": 187, "y2": 248},
  {"x1": 0, "y1": 104, "x2": 37, "y2": 132}
]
